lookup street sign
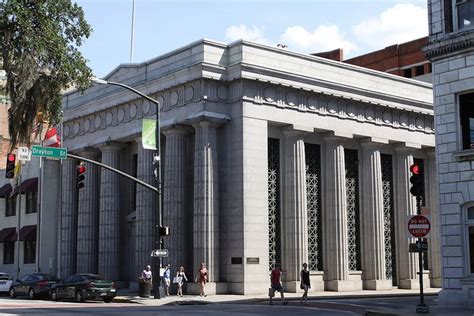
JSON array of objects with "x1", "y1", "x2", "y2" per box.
[
  {"x1": 408, "y1": 215, "x2": 431, "y2": 238},
  {"x1": 150, "y1": 249, "x2": 168, "y2": 257},
  {"x1": 17, "y1": 147, "x2": 31, "y2": 161},
  {"x1": 409, "y1": 240, "x2": 428, "y2": 253},
  {"x1": 31, "y1": 145, "x2": 67, "y2": 159}
]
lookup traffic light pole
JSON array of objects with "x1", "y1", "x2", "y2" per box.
[{"x1": 416, "y1": 195, "x2": 429, "y2": 313}]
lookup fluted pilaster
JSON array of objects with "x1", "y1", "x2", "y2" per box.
[
  {"x1": 427, "y1": 149, "x2": 442, "y2": 287},
  {"x1": 163, "y1": 126, "x2": 190, "y2": 270},
  {"x1": 394, "y1": 147, "x2": 419, "y2": 288},
  {"x1": 283, "y1": 129, "x2": 308, "y2": 283},
  {"x1": 76, "y1": 150, "x2": 100, "y2": 274},
  {"x1": 323, "y1": 137, "x2": 350, "y2": 289},
  {"x1": 361, "y1": 141, "x2": 392, "y2": 289},
  {"x1": 60, "y1": 158, "x2": 77, "y2": 277},
  {"x1": 193, "y1": 121, "x2": 219, "y2": 282},
  {"x1": 98, "y1": 144, "x2": 122, "y2": 280},
  {"x1": 135, "y1": 139, "x2": 156, "y2": 276}
]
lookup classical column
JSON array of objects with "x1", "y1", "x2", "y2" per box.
[
  {"x1": 427, "y1": 149, "x2": 442, "y2": 287},
  {"x1": 163, "y1": 126, "x2": 190, "y2": 270},
  {"x1": 323, "y1": 136, "x2": 351, "y2": 291},
  {"x1": 134, "y1": 138, "x2": 156, "y2": 276},
  {"x1": 282, "y1": 128, "x2": 308, "y2": 291},
  {"x1": 394, "y1": 147, "x2": 419, "y2": 289},
  {"x1": 98, "y1": 144, "x2": 122, "y2": 281},
  {"x1": 60, "y1": 158, "x2": 78, "y2": 277},
  {"x1": 193, "y1": 120, "x2": 219, "y2": 283},
  {"x1": 360, "y1": 141, "x2": 392, "y2": 290},
  {"x1": 76, "y1": 150, "x2": 100, "y2": 274}
]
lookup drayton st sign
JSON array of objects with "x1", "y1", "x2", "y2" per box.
[{"x1": 31, "y1": 145, "x2": 67, "y2": 159}]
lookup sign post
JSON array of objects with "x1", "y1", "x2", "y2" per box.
[{"x1": 408, "y1": 209, "x2": 431, "y2": 314}]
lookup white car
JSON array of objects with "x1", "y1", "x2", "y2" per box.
[{"x1": 0, "y1": 273, "x2": 13, "y2": 292}]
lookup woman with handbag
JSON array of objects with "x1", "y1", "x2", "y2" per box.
[
  {"x1": 300, "y1": 263, "x2": 311, "y2": 305},
  {"x1": 175, "y1": 266, "x2": 188, "y2": 297}
]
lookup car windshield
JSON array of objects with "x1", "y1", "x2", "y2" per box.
[
  {"x1": 84, "y1": 275, "x2": 105, "y2": 281},
  {"x1": 37, "y1": 274, "x2": 59, "y2": 281}
]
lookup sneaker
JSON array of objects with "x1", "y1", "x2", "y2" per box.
[
  {"x1": 283, "y1": 301, "x2": 288, "y2": 305},
  {"x1": 269, "y1": 301, "x2": 273, "y2": 305}
]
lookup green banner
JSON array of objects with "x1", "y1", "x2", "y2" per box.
[{"x1": 142, "y1": 119, "x2": 157, "y2": 150}]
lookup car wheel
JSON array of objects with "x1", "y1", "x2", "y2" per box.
[
  {"x1": 28, "y1": 288, "x2": 35, "y2": 300},
  {"x1": 75, "y1": 290, "x2": 83, "y2": 303},
  {"x1": 50, "y1": 289, "x2": 58, "y2": 301},
  {"x1": 9, "y1": 287, "x2": 15, "y2": 298},
  {"x1": 103, "y1": 297, "x2": 112, "y2": 303}
]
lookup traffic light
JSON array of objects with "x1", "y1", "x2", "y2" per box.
[
  {"x1": 5, "y1": 154, "x2": 16, "y2": 179},
  {"x1": 409, "y1": 164, "x2": 423, "y2": 197},
  {"x1": 76, "y1": 161, "x2": 86, "y2": 189}
]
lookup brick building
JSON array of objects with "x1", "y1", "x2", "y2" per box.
[{"x1": 314, "y1": 37, "x2": 433, "y2": 83}]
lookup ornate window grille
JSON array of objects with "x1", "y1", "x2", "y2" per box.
[
  {"x1": 305, "y1": 143, "x2": 323, "y2": 271},
  {"x1": 414, "y1": 158, "x2": 429, "y2": 271},
  {"x1": 381, "y1": 154, "x2": 396, "y2": 281},
  {"x1": 345, "y1": 149, "x2": 361, "y2": 271},
  {"x1": 268, "y1": 138, "x2": 281, "y2": 270}
]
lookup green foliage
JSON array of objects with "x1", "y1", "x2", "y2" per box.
[{"x1": 0, "y1": 0, "x2": 93, "y2": 150}]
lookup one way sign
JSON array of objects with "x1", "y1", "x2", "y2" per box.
[{"x1": 150, "y1": 249, "x2": 169, "y2": 257}]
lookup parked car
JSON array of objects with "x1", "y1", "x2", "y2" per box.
[
  {"x1": 9, "y1": 273, "x2": 60, "y2": 299},
  {"x1": 0, "y1": 273, "x2": 13, "y2": 293},
  {"x1": 50, "y1": 274, "x2": 116, "y2": 303}
]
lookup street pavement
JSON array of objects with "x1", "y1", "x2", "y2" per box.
[{"x1": 0, "y1": 287, "x2": 473, "y2": 315}]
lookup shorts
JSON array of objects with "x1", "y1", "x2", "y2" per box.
[
  {"x1": 164, "y1": 278, "x2": 170, "y2": 287},
  {"x1": 301, "y1": 284, "x2": 310, "y2": 291},
  {"x1": 271, "y1": 283, "x2": 283, "y2": 292}
]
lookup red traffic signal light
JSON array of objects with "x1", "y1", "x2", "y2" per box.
[
  {"x1": 409, "y1": 163, "x2": 423, "y2": 197},
  {"x1": 5, "y1": 154, "x2": 16, "y2": 179},
  {"x1": 76, "y1": 162, "x2": 86, "y2": 189},
  {"x1": 409, "y1": 164, "x2": 420, "y2": 175}
]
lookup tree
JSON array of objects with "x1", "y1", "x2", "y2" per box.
[{"x1": 0, "y1": 0, "x2": 92, "y2": 150}]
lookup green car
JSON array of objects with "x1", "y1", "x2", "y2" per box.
[{"x1": 50, "y1": 274, "x2": 116, "y2": 303}]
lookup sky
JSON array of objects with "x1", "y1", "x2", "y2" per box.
[{"x1": 74, "y1": 0, "x2": 429, "y2": 78}]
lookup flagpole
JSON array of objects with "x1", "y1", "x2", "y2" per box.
[{"x1": 130, "y1": 0, "x2": 135, "y2": 63}]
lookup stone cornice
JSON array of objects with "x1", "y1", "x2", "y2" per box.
[
  {"x1": 237, "y1": 63, "x2": 433, "y2": 114},
  {"x1": 424, "y1": 31, "x2": 474, "y2": 61}
]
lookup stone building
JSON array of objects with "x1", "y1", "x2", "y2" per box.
[
  {"x1": 424, "y1": 0, "x2": 474, "y2": 307},
  {"x1": 61, "y1": 39, "x2": 439, "y2": 294}
]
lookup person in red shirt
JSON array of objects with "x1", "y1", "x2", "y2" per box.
[{"x1": 269, "y1": 265, "x2": 287, "y2": 305}]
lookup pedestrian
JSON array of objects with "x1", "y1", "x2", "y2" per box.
[
  {"x1": 163, "y1": 264, "x2": 171, "y2": 296},
  {"x1": 269, "y1": 265, "x2": 287, "y2": 305},
  {"x1": 300, "y1": 263, "x2": 311, "y2": 305},
  {"x1": 198, "y1": 262, "x2": 208, "y2": 297},
  {"x1": 142, "y1": 265, "x2": 153, "y2": 286},
  {"x1": 176, "y1": 266, "x2": 188, "y2": 297}
]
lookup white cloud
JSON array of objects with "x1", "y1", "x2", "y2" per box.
[
  {"x1": 225, "y1": 25, "x2": 272, "y2": 45},
  {"x1": 352, "y1": 3, "x2": 428, "y2": 50},
  {"x1": 280, "y1": 25, "x2": 357, "y2": 55}
]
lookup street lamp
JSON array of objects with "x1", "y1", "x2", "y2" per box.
[{"x1": 91, "y1": 77, "x2": 163, "y2": 299}]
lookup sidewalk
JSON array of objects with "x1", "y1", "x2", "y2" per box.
[{"x1": 111, "y1": 288, "x2": 474, "y2": 315}]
